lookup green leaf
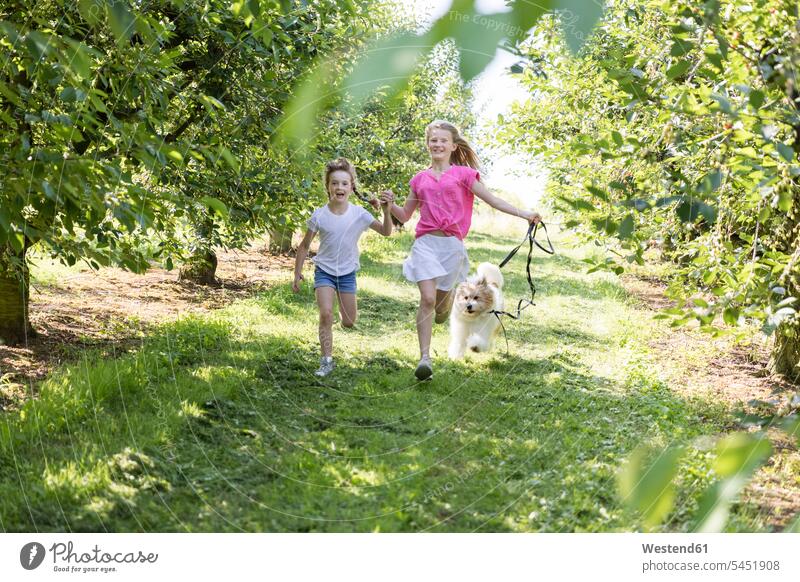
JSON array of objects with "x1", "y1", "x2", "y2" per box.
[
  {"x1": 670, "y1": 39, "x2": 694, "y2": 56},
  {"x1": 108, "y1": 0, "x2": 136, "y2": 44},
  {"x1": 782, "y1": 415, "x2": 800, "y2": 448},
  {"x1": 666, "y1": 60, "x2": 691, "y2": 79},
  {"x1": 511, "y1": 0, "x2": 553, "y2": 39},
  {"x1": 559, "y1": 195, "x2": 595, "y2": 212},
  {"x1": 218, "y1": 146, "x2": 240, "y2": 172},
  {"x1": 618, "y1": 214, "x2": 634, "y2": 239},
  {"x1": 0, "y1": 207, "x2": 11, "y2": 232},
  {"x1": 344, "y1": 32, "x2": 431, "y2": 105},
  {"x1": 705, "y1": 51, "x2": 723, "y2": 71},
  {"x1": 778, "y1": 189, "x2": 793, "y2": 212},
  {"x1": 165, "y1": 149, "x2": 183, "y2": 163},
  {"x1": 618, "y1": 445, "x2": 684, "y2": 528},
  {"x1": 617, "y1": 79, "x2": 649, "y2": 100},
  {"x1": 246, "y1": 0, "x2": 260, "y2": 18},
  {"x1": 453, "y1": 16, "x2": 507, "y2": 82},
  {"x1": 748, "y1": 89, "x2": 764, "y2": 109},
  {"x1": 777, "y1": 142, "x2": 795, "y2": 163},
  {"x1": 273, "y1": 62, "x2": 336, "y2": 151},
  {"x1": 63, "y1": 38, "x2": 94, "y2": 80},
  {"x1": 201, "y1": 196, "x2": 229, "y2": 217},
  {"x1": 715, "y1": 32, "x2": 728, "y2": 58},
  {"x1": 711, "y1": 93, "x2": 732, "y2": 114},
  {"x1": 593, "y1": 217, "x2": 618, "y2": 235},
  {"x1": 0, "y1": 80, "x2": 22, "y2": 106},
  {"x1": 25, "y1": 31, "x2": 54, "y2": 61},
  {"x1": 786, "y1": 513, "x2": 800, "y2": 533},
  {"x1": 77, "y1": 0, "x2": 105, "y2": 27},
  {"x1": 693, "y1": 434, "x2": 772, "y2": 532},
  {"x1": 677, "y1": 199, "x2": 717, "y2": 223},
  {"x1": 555, "y1": 0, "x2": 604, "y2": 54},
  {"x1": 259, "y1": 27, "x2": 273, "y2": 47},
  {"x1": 0, "y1": 21, "x2": 21, "y2": 45},
  {"x1": 586, "y1": 185, "x2": 609, "y2": 201},
  {"x1": 8, "y1": 231, "x2": 24, "y2": 253},
  {"x1": 722, "y1": 307, "x2": 739, "y2": 326},
  {"x1": 701, "y1": 170, "x2": 722, "y2": 192},
  {"x1": 199, "y1": 94, "x2": 226, "y2": 112}
]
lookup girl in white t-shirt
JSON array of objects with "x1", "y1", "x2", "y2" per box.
[{"x1": 293, "y1": 158, "x2": 393, "y2": 377}]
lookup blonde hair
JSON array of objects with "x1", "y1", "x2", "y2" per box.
[
  {"x1": 425, "y1": 120, "x2": 481, "y2": 170},
  {"x1": 323, "y1": 157, "x2": 357, "y2": 197}
]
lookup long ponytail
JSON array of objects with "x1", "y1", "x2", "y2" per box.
[{"x1": 425, "y1": 120, "x2": 481, "y2": 170}]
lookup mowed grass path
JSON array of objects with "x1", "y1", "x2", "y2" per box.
[{"x1": 0, "y1": 219, "x2": 768, "y2": 532}]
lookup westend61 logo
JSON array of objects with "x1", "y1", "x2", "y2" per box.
[{"x1": 20, "y1": 541, "x2": 158, "y2": 574}]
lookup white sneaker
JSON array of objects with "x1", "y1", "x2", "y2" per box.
[
  {"x1": 315, "y1": 356, "x2": 335, "y2": 377},
  {"x1": 414, "y1": 356, "x2": 433, "y2": 381}
]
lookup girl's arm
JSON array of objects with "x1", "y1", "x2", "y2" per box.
[
  {"x1": 471, "y1": 181, "x2": 542, "y2": 224},
  {"x1": 292, "y1": 229, "x2": 317, "y2": 293},
  {"x1": 368, "y1": 192, "x2": 394, "y2": 236},
  {"x1": 389, "y1": 188, "x2": 418, "y2": 223}
]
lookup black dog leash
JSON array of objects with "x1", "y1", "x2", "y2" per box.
[{"x1": 491, "y1": 221, "x2": 555, "y2": 353}]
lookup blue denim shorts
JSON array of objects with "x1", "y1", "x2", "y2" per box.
[{"x1": 313, "y1": 266, "x2": 357, "y2": 294}]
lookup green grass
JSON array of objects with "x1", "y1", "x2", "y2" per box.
[{"x1": 0, "y1": 221, "x2": 773, "y2": 532}]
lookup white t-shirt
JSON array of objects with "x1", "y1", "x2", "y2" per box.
[{"x1": 307, "y1": 203, "x2": 376, "y2": 276}]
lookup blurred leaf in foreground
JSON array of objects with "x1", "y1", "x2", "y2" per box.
[
  {"x1": 618, "y1": 445, "x2": 684, "y2": 529},
  {"x1": 692, "y1": 433, "x2": 772, "y2": 533}
]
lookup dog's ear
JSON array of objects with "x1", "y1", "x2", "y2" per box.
[{"x1": 477, "y1": 276, "x2": 487, "y2": 287}]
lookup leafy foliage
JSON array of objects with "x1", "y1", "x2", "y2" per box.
[
  {"x1": 499, "y1": 0, "x2": 800, "y2": 375},
  {"x1": 274, "y1": 0, "x2": 606, "y2": 148},
  {"x1": 0, "y1": 0, "x2": 384, "y2": 267}
]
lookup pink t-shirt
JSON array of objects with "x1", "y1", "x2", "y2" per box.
[{"x1": 408, "y1": 165, "x2": 481, "y2": 240}]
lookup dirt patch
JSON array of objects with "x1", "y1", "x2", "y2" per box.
[
  {"x1": 622, "y1": 274, "x2": 800, "y2": 530},
  {"x1": 0, "y1": 244, "x2": 294, "y2": 387},
  {"x1": 621, "y1": 274, "x2": 795, "y2": 405}
]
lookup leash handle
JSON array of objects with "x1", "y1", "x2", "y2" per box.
[
  {"x1": 531, "y1": 222, "x2": 555, "y2": 255},
  {"x1": 492, "y1": 220, "x2": 555, "y2": 354}
]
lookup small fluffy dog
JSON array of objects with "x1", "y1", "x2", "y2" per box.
[{"x1": 448, "y1": 262, "x2": 504, "y2": 359}]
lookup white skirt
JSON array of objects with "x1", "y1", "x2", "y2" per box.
[{"x1": 402, "y1": 234, "x2": 470, "y2": 291}]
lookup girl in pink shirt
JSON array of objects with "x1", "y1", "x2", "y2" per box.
[{"x1": 387, "y1": 120, "x2": 542, "y2": 381}]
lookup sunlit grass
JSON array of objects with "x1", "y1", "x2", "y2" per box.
[{"x1": 0, "y1": 214, "x2": 776, "y2": 532}]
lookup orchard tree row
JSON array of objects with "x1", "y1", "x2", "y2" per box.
[
  {"x1": 0, "y1": 0, "x2": 473, "y2": 344},
  {"x1": 500, "y1": 0, "x2": 800, "y2": 377}
]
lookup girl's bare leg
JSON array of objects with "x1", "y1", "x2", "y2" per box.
[
  {"x1": 417, "y1": 279, "x2": 437, "y2": 358},
  {"x1": 315, "y1": 287, "x2": 335, "y2": 357},
  {"x1": 337, "y1": 292, "x2": 357, "y2": 328},
  {"x1": 434, "y1": 288, "x2": 454, "y2": 324}
]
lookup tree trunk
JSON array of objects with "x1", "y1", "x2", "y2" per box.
[
  {"x1": 268, "y1": 225, "x2": 294, "y2": 254},
  {"x1": 771, "y1": 323, "x2": 800, "y2": 380},
  {"x1": 178, "y1": 249, "x2": 219, "y2": 286},
  {"x1": 179, "y1": 217, "x2": 219, "y2": 286},
  {"x1": 0, "y1": 246, "x2": 34, "y2": 346}
]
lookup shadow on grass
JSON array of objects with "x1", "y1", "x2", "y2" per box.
[{"x1": 0, "y1": 321, "x2": 730, "y2": 532}]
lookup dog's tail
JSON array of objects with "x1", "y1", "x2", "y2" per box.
[{"x1": 477, "y1": 262, "x2": 504, "y2": 289}]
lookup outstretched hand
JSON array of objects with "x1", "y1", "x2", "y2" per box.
[{"x1": 292, "y1": 274, "x2": 304, "y2": 293}]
